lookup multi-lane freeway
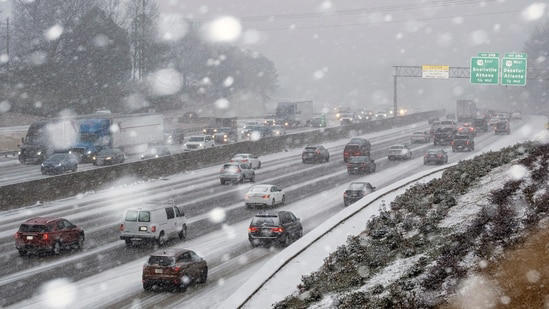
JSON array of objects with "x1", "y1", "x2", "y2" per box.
[{"x1": 0, "y1": 116, "x2": 543, "y2": 308}]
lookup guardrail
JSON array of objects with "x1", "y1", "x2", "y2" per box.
[
  {"x1": 222, "y1": 164, "x2": 453, "y2": 308},
  {"x1": 0, "y1": 111, "x2": 442, "y2": 210}
]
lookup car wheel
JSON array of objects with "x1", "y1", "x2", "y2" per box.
[
  {"x1": 239, "y1": 177, "x2": 244, "y2": 184},
  {"x1": 18, "y1": 250, "x2": 27, "y2": 257},
  {"x1": 258, "y1": 162, "x2": 261, "y2": 169},
  {"x1": 245, "y1": 203, "x2": 251, "y2": 209},
  {"x1": 52, "y1": 241, "x2": 61, "y2": 255},
  {"x1": 198, "y1": 267, "x2": 208, "y2": 283},
  {"x1": 179, "y1": 225, "x2": 187, "y2": 240},
  {"x1": 281, "y1": 234, "x2": 291, "y2": 247},
  {"x1": 281, "y1": 195, "x2": 286, "y2": 205},
  {"x1": 250, "y1": 174, "x2": 256, "y2": 183},
  {"x1": 298, "y1": 228, "x2": 303, "y2": 239},
  {"x1": 326, "y1": 156, "x2": 330, "y2": 162},
  {"x1": 143, "y1": 281, "x2": 152, "y2": 291},
  {"x1": 344, "y1": 200, "x2": 349, "y2": 207},
  {"x1": 220, "y1": 179, "x2": 225, "y2": 185},
  {"x1": 271, "y1": 198, "x2": 275, "y2": 207},
  {"x1": 124, "y1": 239, "x2": 132, "y2": 247},
  {"x1": 156, "y1": 232, "x2": 166, "y2": 247}
]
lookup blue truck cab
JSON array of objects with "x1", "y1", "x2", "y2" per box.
[{"x1": 70, "y1": 118, "x2": 112, "y2": 162}]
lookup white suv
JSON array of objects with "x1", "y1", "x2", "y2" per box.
[
  {"x1": 120, "y1": 204, "x2": 188, "y2": 247},
  {"x1": 184, "y1": 135, "x2": 215, "y2": 151}
]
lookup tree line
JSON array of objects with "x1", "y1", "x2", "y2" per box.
[{"x1": 0, "y1": 0, "x2": 278, "y2": 116}]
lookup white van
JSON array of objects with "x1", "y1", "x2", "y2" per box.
[{"x1": 120, "y1": 204, "x2": 188, "y2": 247}]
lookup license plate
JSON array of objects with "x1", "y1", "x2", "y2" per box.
[
  {"x1": 261, "y1": 229, "x2": 271, "y2": 236},
  {"x1": 97, "y1": 159, "x2": 103, "y2": 164},
  {"x1": 139, "y1": 226, "x2": 147, "y2": 231},
  {"x1": 353, "y1": 167, "x2": 359, "y2": 170},
  {"x1": 26, "y1": 236, "x2": 33, "y2": 240},
  {"x1": 154, "y1": 269, "x2": 163, "y2": 274}
]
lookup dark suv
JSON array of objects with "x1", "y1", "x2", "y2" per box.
[
  {"x1": 452, "y1": 134, "x2": 474, "y2": 152},
  {"x1": 248, "y1": 211, "x2": 303, "y2": 247},
  {"x1": 347, "y1": 156, "x2": 376, "y2": 175},
  {"x1": 15, "y1": 217, "x2": 84, "y2": 256},
  {"x1": 343, "y1": 182, "x2": 376, "y2": 206},
  {"x1": 302, "y1": 145, "x2": 330, "y2": 163},
  {"x1": 343, "y1": 138, "x2": 371, "y2": 162},
  {"x1": 142, "y1": 249, "x2": 208, "y2": 291}
]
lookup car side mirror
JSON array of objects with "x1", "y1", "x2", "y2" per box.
[
  {"x1": 372, "y1": 187, "x2": 376, "y2": 190},
  {"x1": 181, "y1": 211, "x2": 185, "y2": 217},
  {"x1": 21, "y1": 137, "x2": 24, "y2": 143}
]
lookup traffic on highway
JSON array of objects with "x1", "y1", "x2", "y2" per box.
[{"x1": 0, "y1": 1, "x2": 548, "y2": 308}]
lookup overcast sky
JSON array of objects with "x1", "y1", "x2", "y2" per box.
[{"x1": 159, "y1": 0, "x2": 548, "y2": 113}]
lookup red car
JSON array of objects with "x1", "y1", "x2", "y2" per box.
[{"x1": 15, "y1": 217, "x2": 84, "y2": 256}]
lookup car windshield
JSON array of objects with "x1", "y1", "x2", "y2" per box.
[
  {"x1": 98, "y1": 149, "x2": 114, "y2": 156},
  {"x1": 349, "y1": 138, "x2": 364, "y2": 144},
  {"x1": 413, "y1": 132, "x2": 425, "y2": 135},
  {"x1": 125, "y1": 210, "x2": 138, "y2": 222},
  {"x1": 18, "y1": 224, "x2": 50, "y2": 233},
  {"x1": 250, "y1": 186, "x2": 269, "y2": 193},
  {"x1": 305, "y1": 147, "x2": 317, "y2": 151},
  {"x1": 138, "y1": 211, "x2": 150, "y2": 222},
  {"x1": 148, "y1": 256, "x2": 175, "y2": 267},
  {"x1": 47, "y1": 154, "x2": 66, "y2": 162},
  {"x1": 390, "y1": 146, "x2": 404, "y2": 150},
  {"x1": 251, "y1": 216, "x2": 279, "y2": 226},
  {"x1": 189, "y1": 137, "x2": 205, "y2": 142},
  {"x1": 348, "y1": 183, "x2": 366, "y2": 190},
  {"x1": 234, "y1": 154, "x2": 249, "y2": 159}
]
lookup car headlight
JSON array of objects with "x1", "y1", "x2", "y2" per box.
[
  {"x1": 36, "y1": 151, "x2": 42, "y2": 155},
  {"x1": 57, "y1": 163, "x2": 62, "y2": 167},
  {"x1": 41, "y1": 163, "x2": 44, "y2": 167},
  {"x1": 199, "y1": 143, "x2": 204, "y2": 147},
  {"x1": 18, "y1": 151, "x2": 21, "y2": 155},
  {"x1": 106, "y1": 156, "x2": 112, "y2": 160},
  {"x1": 140, "y1": 155, "x2": 144, "y2": 159},
  {"x1": 87, "y1": 150, "x2": 92, "y2": 155},
  {"x1": 155, "y1": 154, "x2": 159, "y2": 158},
  {"x1": 92, "y1": 156, "x2": 96, "y2": 160}
]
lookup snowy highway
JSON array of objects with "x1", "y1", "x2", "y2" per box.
[
  {"x1": 0, "y1": 123, "x2": 340, "y2": 187},
  {"x1": 0, "y1": 117, "x2": 541, "y2": 308}
]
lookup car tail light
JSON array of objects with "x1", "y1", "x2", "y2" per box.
[
  {"x1": 343, "y1": 192, "x2": 348, "y2": 197},
  {"x1": 172, "y1": 266, "x2": 181, "y2": 272},
  {"x1": 424, "y1": 154, "x2": 427, "y2": 158},
  {"x1": 248, "y1": 226, "x2": 258, "y2": 233},
  {"x1": 220, "y1": 168, "x2": 224, "y2": 173},
  {"x1": 120, "y1": 224, "x2": 124, "y2": 231},
  {"x1": 315, "y1": 150, "x2": 320, "y2": 154},
  {"x1": 466, "y1": 141, "x2": 470, "y2": 145},
  {"x1": 42, "y1": 233, "x2": 49, "y2": 240},
  {"x1": 344, "y1": 152, "x2": 349, "y2": 156},
  {"x1": 438, "y1": 154, "x2": 442, "y2": 158},
  {"x1": 242, "y1": 159, "x2": 248, "y2": 162},
  {"x1": 451, "y1": 141, "x2": 454, "y2": 145},
  {"x1": 15, "y1": 232, "x2": 20, "y2": 239},
  {"x1": 271, "y1": 227, "x2": 284, "y2": 233},
  {"x1": 262, "y1": 194, "x2": 270, "y2": 199},
  {"x1": 151, "y1": 226, "x2": 156, "y2": 233}
]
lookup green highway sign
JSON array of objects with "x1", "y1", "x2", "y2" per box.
[
  {"x1": 470, "y1": 56, "x2": 499, "y2": 85},
  {"x1": 501, "y1": 53, "x2": 527, "y2": 86}
]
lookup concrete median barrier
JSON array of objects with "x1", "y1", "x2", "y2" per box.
[{"x1": 0, "y1": 111, "x2": 441, "y2": 210}]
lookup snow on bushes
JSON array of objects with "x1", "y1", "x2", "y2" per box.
[{"x1": 275, "y1": 142, "x2": 548, "y2": 308}]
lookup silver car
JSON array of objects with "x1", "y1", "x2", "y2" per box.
[
  {"x1": 219, "y1": 162, "x2": 255, "y2": 184},
  {"x1": 388, "y1": 144, "x2": 412, "y2": 160}
]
